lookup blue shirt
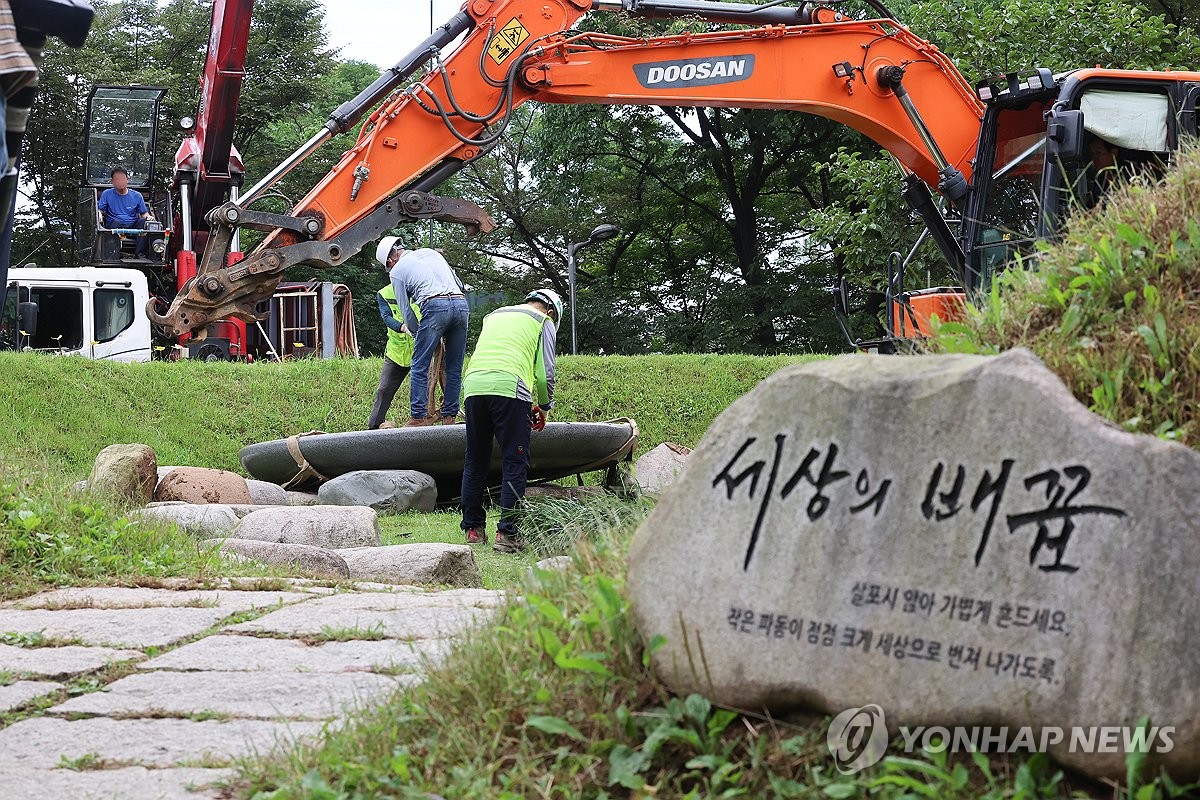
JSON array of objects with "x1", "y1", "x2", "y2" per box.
[
  {"x1": 388, "y1": 248, "x2": 463, "y2": 333},
  {"x1": 98, "y1": 188, "x2": 148, "y2": 228}
]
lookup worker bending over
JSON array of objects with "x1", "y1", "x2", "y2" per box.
[
  {"x1": 380, "y1": 236, "x2": 470, "y2": 426},
  {"x1": 460, "y1": 288, "x2": 561, "y2": 553},
  {"x1": 368, "y1": 239, "x2": 422, "y2": 429}
]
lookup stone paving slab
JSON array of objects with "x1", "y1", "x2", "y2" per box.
[
  {"x1": 51, "y1": 670, "x2": 412, "y2": 720},
  {"x1": 0, "y1": 680, "x2": 63, "y2": 712},
  {"x1": 140, "y1": 633, "x2": 450, "y2": 673},
  {"x1": 0, "y1": 607, "x2": 240, "y2": 649},
  {"x1": 0, "y1": 643, "x2": 143, "y2": 678},
  {"x1": 4, "y1": 587, "x2": 315, "y2": 611},
  {"x1": 0, "y1": 766, "x2": 231, "y2": 800},
  {"x1": 226, "y1": 600, "x2": 492, "y2": 641},
  {"x1": 0, "y1": 580, "x2": 506, "y2": 799},
  {"x1": 0, "y1": 717, "x2": 325, "y2": 769},
  {"x1": 308, "y1": 588, "x2": 508, "y2": 609}
]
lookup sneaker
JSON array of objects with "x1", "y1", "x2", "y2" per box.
[
  {"x1": 465, "y1": 527, "x2": 487, "y2": 545},
  {"x1": 439, "y1": 415, "x2": 460, "y2": 425},
  {"x1": 404, "y1": 417, "x2": 437, "y2": 427},
  {"x1": 493, "y1": 530, "x2": 525, "y2": 553},
  {"x1": 379, "y1": 421, "x2": 398, "y2": 430}
]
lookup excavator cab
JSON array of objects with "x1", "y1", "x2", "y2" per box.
[
  {"x1": 844, "y1": 66, "x2": 1191, "y2": 350},
  {"x1": 77, "y1": 85, "x2": 172, "y2": 267},
  {"x1": 962, "y1": 68, "x2": 1184, "y2": 293}
]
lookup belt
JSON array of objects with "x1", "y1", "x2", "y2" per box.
[{"x1": 423, "y1": 293, "x2": 464, "y2": 300}]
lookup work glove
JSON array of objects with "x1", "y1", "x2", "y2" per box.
[{"x1": 530, "y1": 405, "x2": 547, "y2": 432}]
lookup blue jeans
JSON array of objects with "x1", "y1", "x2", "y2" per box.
[{"x1": 410, "y1": 297, "x2": 469, "y2": 418}]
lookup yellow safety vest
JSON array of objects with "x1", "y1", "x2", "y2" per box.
[
  {"x1": 379, "y1": 284, "x2": 419, "y2": 367},
  {"x1": 464, "y1": 305, "x2": 552, "y2": 405}
]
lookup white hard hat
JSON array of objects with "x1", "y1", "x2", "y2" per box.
[
  {"x1": 527, "y1": 288, "x2": 564, "y2": 322},
  {"x1": 375, "y1": 236, "x2": 404, "y2": 267}
]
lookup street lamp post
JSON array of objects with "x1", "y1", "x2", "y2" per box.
[{"x1": 566, "y1": 223, "x2": 619, "y2": 354}]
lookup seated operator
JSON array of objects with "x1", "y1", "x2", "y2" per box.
[{"x1": 98, "y1": 166, "x2": 153, "y2": 257}]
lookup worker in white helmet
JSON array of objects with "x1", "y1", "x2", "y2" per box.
[
  {"x1": 367, "y1": 236, "x2": 423, "y2": 429},
  {"x1": 375, "y1": 235, "x2": 470, "y2": 426}
]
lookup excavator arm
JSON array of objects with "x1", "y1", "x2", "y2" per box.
[{"x1": 150, "y1": 0, "x2": 983, "y2": 339}]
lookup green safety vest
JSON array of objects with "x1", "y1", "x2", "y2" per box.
[
  {"x1": 464, "y1": 305, "x2": 552, "y2": 405},
  {"x1": 378, "y1": 284, "x2": 419, "y2": 367}
]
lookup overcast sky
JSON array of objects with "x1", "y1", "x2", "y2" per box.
[{"x1": 320, "y1": 1, "x2": 466, "y2": 69}]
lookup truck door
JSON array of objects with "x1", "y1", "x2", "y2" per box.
[
  {"x1": 91, "y1": 280, "x2": 151, "y2": 361},
  {"x1": 25, "y1": 283, "x2": 88, "y2": 355},
  {"x1": 1180, "y1": 83, "x2": 1200, "y2": 139},
  {"x1": 0, "y1": 283, "x2": 17, "y2": 351}
]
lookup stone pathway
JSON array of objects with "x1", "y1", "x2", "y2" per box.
[{"x1": 0, "y1": 579, "x2": 505, "y2": 799}]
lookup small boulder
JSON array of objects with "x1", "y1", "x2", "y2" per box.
[
  {"x1": 154, "y1": 467, "x2": 252, "y2": 505},
  {"x1": 635, "y1": 442, "x2": 692, "y2": 495},
  {"x1": 203, "y1": 538, "x2": 350, "y2": 579},
  {"x1": 70, "y1": 480, "x2": 89, "y2": 495},
  {"x1": 89, "y1": 444, "x2": 158, "y2": 503},
  {"x1": 286, "y1": 491, "x2": 320, "y2": 506},
  {"x1": 234, "y1": 506, "x2": 381, "y2": 549},
  {"x1": 135, "y1": 505, "x2": 239, "y2": 538},
  {"x1": 334, "y1": 543, "x2": 482, "y2": 588},
  {"x1": 535, "y1": 556, "x2": 573, "y2": 572},
  {"x1": 317, "y1": 470, "x2": 438, "y2": 513},
  {"x1": 246, "y1": 479, "x2": 288, "y2": 506}
]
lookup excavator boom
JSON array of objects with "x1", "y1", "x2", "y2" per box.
[{"x1": 152, "y1": 0, "x2": 984, "y2": 339}]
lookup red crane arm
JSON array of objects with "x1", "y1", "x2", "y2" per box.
[{"x1": 173, "y1": 0, "x2": 253, "y2": 228}]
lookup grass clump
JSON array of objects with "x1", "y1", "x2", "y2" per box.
[
  {"x1": 312, "y1": 623, "x2": 389, "y2": 643},
  {"x1": 520, "y1": 493, "x2": 656, "y2": 557},
  {"x1": 935, "y1": 145, "x2": 1200, "y2": 445},
  {"x1": 0, "y1": 476, "x2": 228, "y2": 601}
]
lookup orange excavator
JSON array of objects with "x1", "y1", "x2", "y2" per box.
[{"x1": 149, "y1": 0, "x2": 1200, "y2": 350}]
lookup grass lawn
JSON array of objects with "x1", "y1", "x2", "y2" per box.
[
  {"x1": 0, "y1": 352, "x2": 821, "y2": 483},
  {"x1": 0, "y1": 351, "x2": 816, "y2": 592}
]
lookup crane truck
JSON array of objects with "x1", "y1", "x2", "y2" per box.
[{"x1": 3, "y1": 1, "x2": 356, "y2": 362}]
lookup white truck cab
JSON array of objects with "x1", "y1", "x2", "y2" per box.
[{"x1": 2, "y1": 267, "x2": 152, "y2": 362}]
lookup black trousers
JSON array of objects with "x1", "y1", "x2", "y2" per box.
[
  {"x1": 460, "y1": 394, "x2": 531, "y2": 535},
  {"x1": 367, "y1": 359, "x2": 411, "y2": 429}
]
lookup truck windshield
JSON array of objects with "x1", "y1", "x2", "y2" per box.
[{"x1": 969, "y1": 102, "x2": 1050, "y2": 286}]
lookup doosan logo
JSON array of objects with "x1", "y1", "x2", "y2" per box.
[{"x1": 633, "y1": 55, "x2": 756, "y2": 89}]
